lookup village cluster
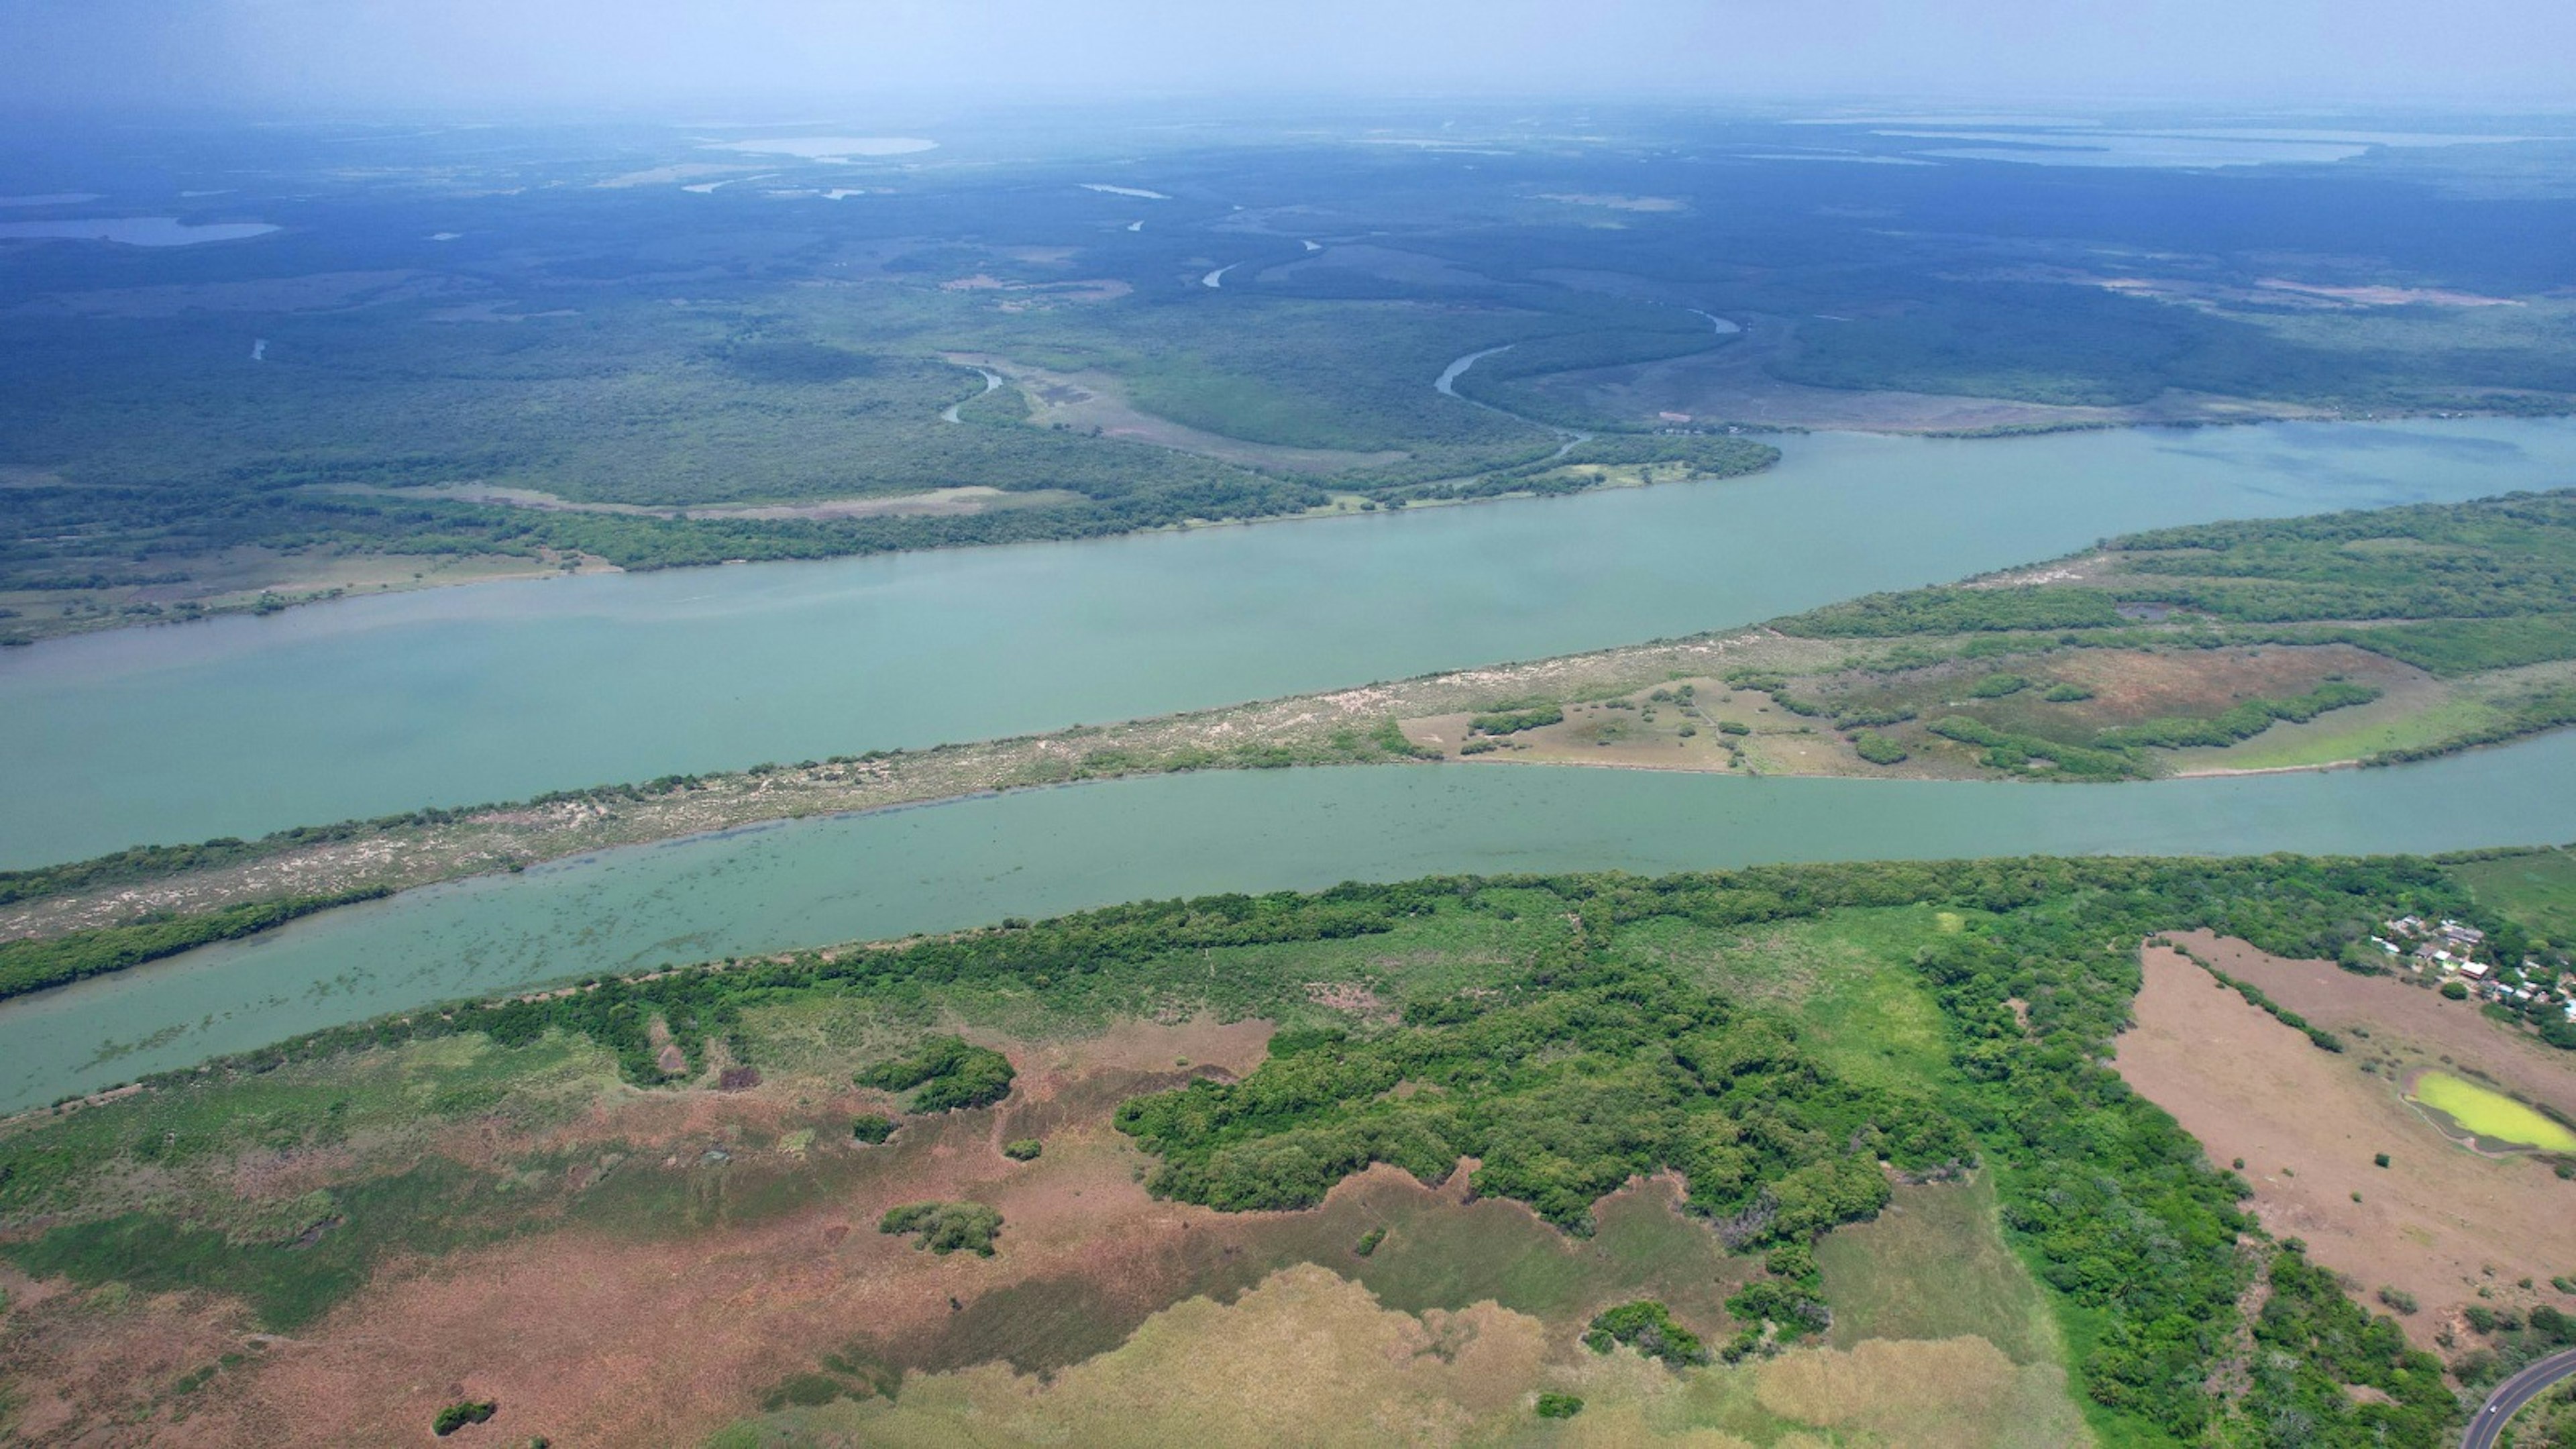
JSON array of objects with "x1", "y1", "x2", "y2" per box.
[{"x1": 2374, "y1": 916, "x2": 2576, "y2": 1020}]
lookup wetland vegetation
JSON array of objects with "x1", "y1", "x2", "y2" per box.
[
  {"x1": 0, "y1": 851, "x2": 2534, "y2": 1444},
  {"x1": 9, "y1": 102, "x2": 2576, "y2": 1448}
]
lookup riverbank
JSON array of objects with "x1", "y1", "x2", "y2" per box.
[
  {"x1": 0, "y1": 420, "x2": 1769, "y2": 650},
  {"x1": 17, "y1": 480, "x2": 2576, "y2": 948},
  {"x1": 6, "y1": 614, "x2": 2563, "y2": 962},
  {"x1": 0, "y1": 631, "x2": 1848, "y2": 941},
  {"x1": 14, "y1": 415, "x2": 2576, "y2": 871},
  {"x1": 12, "y1": 737, "x2": 2576, "y2": 1116}
]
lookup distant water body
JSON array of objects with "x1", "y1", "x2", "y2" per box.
[
  {"x1": 0, "y1": 217, "x2": 278, "y2": 246},
  {"x1": 5, "y1": 732, "x2": 2575, "y2": 1114},
  {"x1": 5, "y1": 416, "x2": 2576, "y2": 867}
]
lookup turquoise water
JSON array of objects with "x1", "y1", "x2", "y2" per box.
[
  {"x1": 7, "y1": 730, "x2": 2576, "y2": 1114},
  {"x1": 6, "y1": 416, "x2": 2576, "y2": 867}
]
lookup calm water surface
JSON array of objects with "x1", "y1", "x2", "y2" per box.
[
  {"x1": 6, "y1": 731, "x2": 2575, "y2": 1113},
  {"x1": 6, "y1": 417, "x2": 2575, "y2": 867},
  {"x1": 0, "y1": 217, "x2": 280, "y2": 245}
]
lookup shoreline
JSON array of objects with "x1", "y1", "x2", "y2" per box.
[
  {"x1": 6, "y1": 623, "x2": 2567, "y2": 951},
  {"x1": 13, "y1": 400, "x2": 2563, "y2": 654},
  {"x1": 0, "y1": 435, "x2": 1771, "y2": 653}
]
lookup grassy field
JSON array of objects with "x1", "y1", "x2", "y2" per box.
[
  {"x1": 2452, "y1": 847, "x2": 2576, "y2": 943},
  {"x1": 1815, "y1": 1171, "x2": 2057, "y2": 1365}
]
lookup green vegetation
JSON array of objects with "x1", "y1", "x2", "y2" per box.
[
  {"x1": 1784, "y1": 492, "x2": 2576, "y2": 677},
  {"x1": 1001, "y1": 1138, "x2": 1043, "y2": 1161},
  {"x1": 2453, "y1": 845, "x2": 2576, "y2": 941},
  {"x1": 1353, "y1": 1227, "x2": 1385, "y2": 1258},
  {"x1": 1851, "y1": 731, "x2": 1909, "y2": 766},
  {"x1": 853, "y1": 1035, "x2": 1016, "y2": 1113},
  {"x1": 877, "y1": 1201, "x2": 1004, "y2": 1257},
  {"x1": 1813, "y1": 1171, "x2": 2055, "y2": 1364},
  {"x1": 0, "y1": 854, "x2": 2502, "y2": 1445},
  {"x1": 850, "y1": 1114, "x2": 896, "y2": 1145},
  {"x1": 2250, "y1": 1245, "x2": 2455, "y2": 1445},
  {"x1": 1468, "y1": 704, "x2": 1565, "y2": 736},
  {"x1": 0, "y1": 888, "x2": 390, "y2": 1001},
  {"x1": 4, "y1": 1157, "x2": 511, "y2": 1330},
  {"x1": 433, "y1": 1400, "x2": 498, "y2": 1436},
  {"x1": 1112, "y1": 953, "x2": 1966, "y2": 1232},
  {"x1": 1715, "y1": 492, "x2": 2576, "y2": 774},
  {"x1": 2099, "y1": 681, "x2": 2381, "y2": 751},
  {"x1": 1533, "y1": 1392, "x2": 1585, "y2": 1419},
  {"x1": 1584, "y1": 1300, "x2": 1709, "y2": 1367},
  {"x1": 1927, "y1": 715, "x2": 2139, "y2": 778}
]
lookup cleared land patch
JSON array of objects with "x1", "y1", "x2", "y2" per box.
[
  {"x1": 2116, "y1": 941, "x2": 2575, "y2": 1350},
  {"x1": 2169, "y1": 929, "x2": 2576, "y2": 1122},
  {"x1": 948, "y1": 353, "x2": 1411, "y2": 474}
]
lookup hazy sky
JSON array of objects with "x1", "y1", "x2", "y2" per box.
[{"x1": 5, "y1": 0, "x2": 2574, "y2": 113}]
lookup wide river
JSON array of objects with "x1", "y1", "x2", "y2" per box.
[
  {"x1": 7, "y1": 417, "x2": 2576, "y2": 867},
  {"x1": 7, "y1": 733, "x2": 2576, "y2": 1114}
]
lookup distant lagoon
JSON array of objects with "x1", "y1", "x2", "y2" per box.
[
  {"x1": 701, "y1": 136, "x2": 936, "y2": 158},
  {"x1": 0, "y1": 217, "x2": 278, "y2": 246}
]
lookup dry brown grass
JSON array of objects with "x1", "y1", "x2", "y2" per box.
[
  {"x1": 2116, "y1": 943, "x2": 2576, "y2": 1349},
  {"x1": 1754, "y1": 1336, "x2": 2088, "y2": 1449},
  {"x1": 2048, "y1": 645, "x2": 2417, "y2": 727},
  {"x1": 798, "y1": 1265, "x2": 1546, "y2": 1448},
  {"x1": 0, "y1": 1267, "x2": 264, "y2": 1446}
]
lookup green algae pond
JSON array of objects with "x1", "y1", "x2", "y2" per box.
[{"x1": 2410, "y1": 1070, "x2": 2576, "y2": 1152}]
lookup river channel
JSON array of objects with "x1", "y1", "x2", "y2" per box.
[
  {"x1": 7, "y1": 731, "x2": 2576, "y2": 1114},
  {"x1": 6, "y1": 417, "x2": 2575, "y2": 867}
]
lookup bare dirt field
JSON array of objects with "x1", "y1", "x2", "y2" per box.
[
  {"x1": 2047, "y1": 645, "x2": 2419, "y2": 729},
  {"x1": 2165, "y1": 930, "x2": 2576, "y2": 1121},
  {"x1": 2116, "y1": 942, "x2": 2575, "y2": 1350},
  {"x1": 947, "y1": 354, "x2": 1407, "y2": 474}
]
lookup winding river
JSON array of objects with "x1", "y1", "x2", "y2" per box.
[
  {"x1": 8, "y1": 416, "x2": 2575, "y2": 867},
  {"x1": 8, "y1": 731, "x2": 2576, "y2": 1114}
]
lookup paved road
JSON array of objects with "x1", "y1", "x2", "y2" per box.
[{"x1": 2463, "y1": 1347, "x2": 2576, "y2": 1449}]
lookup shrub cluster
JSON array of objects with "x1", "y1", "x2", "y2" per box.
[
  {"x1": 877, "y1": 1201, "x2": 1004, "y2": 1256},
  {"x1": 1115, "y1": 953, "x2": 1964, "y2": 1233},
  {"x1": 1583, "y1": 1300, "x2": 1709, "y2": 1367},
  {"x1": 855, "y1": 1035, "x2": 1016, "y2": 1113},
  {"x1": 433, "y1": 1400, "x2": 498, "y2": 1436}
]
